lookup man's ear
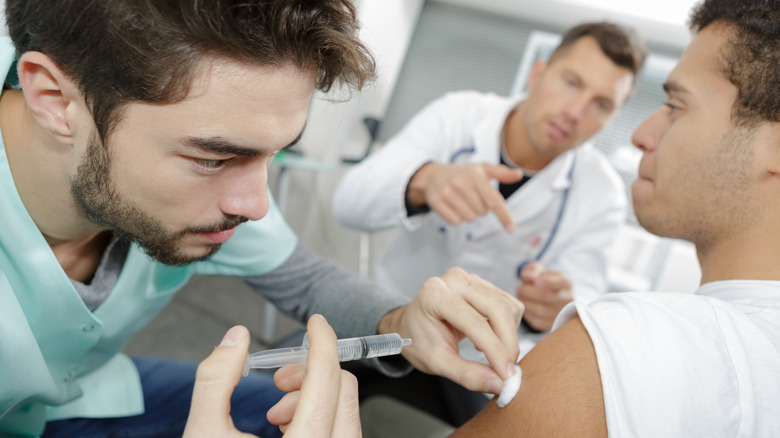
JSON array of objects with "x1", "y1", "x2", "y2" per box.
[
  {"x1": 526, "y1": 59, "x2": 547, "y2": 91},
  {"x1": 766, "y1": 122, "x2": 780, "y2": 177},
  {"x1": 17, "y1": 51, "x2": 85, "y2": 144}
]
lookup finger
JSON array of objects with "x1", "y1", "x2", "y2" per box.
[
  {"x1": 464, "y1": 272, "x2": 524, "y2": 355},
  {"x1": 521, "y1": 299, "x2": 557, "y2": 320},
  {"x1": 475, "y1": 181, "x2": 515, "y2": 232},
  {"x1": 273, "y1": 365, "x2": 305, "y2": 393},
  {"x1": 516, "y1": 283, "x2": 544, "y2": 302},
  {"x1": 519, "y1": 261, "x2": 546, "y2": 283},
  {"x1": 484, "y1": 163, "x2": 525, "y2": 184},
  {"x1": 438, "y1": 270, "x2": 523, "y2": 379},
  {"x1": 184, "y1": 326, "x2": 251, "y2": 435},
  {"x1": 432, "y1": 348, "x2": 507, "y2": 394},
  {"x1": 518, "y1": 283, "x2": 568, "y2": 309},
  {"x1": 439, "y1": 187, "x2": 480, "y2": 223},
  {"x1": 428, "y1": 197, "x2": 465, "y2": 225},
  {"x1": 281, "y1": 314, "x2": 342, "y2": 437},
  {"x1": 266, "y1": 390, "x2": 300, "y2": 427},
  {"x1": 451, "y1": 176, "x2": 490, "y2": 217},
  {"x1": 536, "y1": 271, "x2": 572, "y2": 292},
  {"x1": 520, "y1": 304, "x2": 558, "y2": 332},
  {"x1": 330, "y1": 370, "x2": 362, "y2": 438}
]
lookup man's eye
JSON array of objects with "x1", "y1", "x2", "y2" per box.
[
  {"x1": 596, "y1": 101, "x2": 611, "y2": 112},
  {"x1": 664, "y1": 102, "x2": 680, "y2": 114},
  {"x1": 195, "y1": 158, "x2": 231, "y2": 169}
]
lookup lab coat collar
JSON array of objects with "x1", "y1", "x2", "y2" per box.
[
  {"x1": 550, "y1": 151, "x2": 576, "y2": 190},
  {"x1": 470, "y1": 95, "x2": 525, "y2": 164},
  {"x1": 504, "y1": 149, "x2": 575, "y2": 222}
]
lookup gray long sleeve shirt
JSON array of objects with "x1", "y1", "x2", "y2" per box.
[
  {"x1": 242, "y1": 242, "x2": 410, "y2": 339},
  {"x1": 72, "y1": 238, "x2": 413, "y2": 375}
]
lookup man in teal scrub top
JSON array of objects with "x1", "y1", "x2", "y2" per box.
[{"x1": 0, "y1": 1, "x2": 524, "y2": 436}]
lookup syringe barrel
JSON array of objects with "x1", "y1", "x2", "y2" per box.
[
  {"x1": 335, "y1": 333, "x2": 407, "y2": 361},
  {"x1": 244, "y1": 333, "x2": 412, "y2": 375}
]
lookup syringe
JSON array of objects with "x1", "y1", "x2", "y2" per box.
[{"x1": 242, "y1": 333, "x2": 412, "y2": 376}]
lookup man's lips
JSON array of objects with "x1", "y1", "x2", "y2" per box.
[
  {"x1": 547, "y1": 121, "x2": 570, "y2": 141},
  {"x1": 196, "y1": 227, "x2": 236, "y2": 244},
  {"x1": 636, "y1": 160, "x2": 654, "y2": 182}
]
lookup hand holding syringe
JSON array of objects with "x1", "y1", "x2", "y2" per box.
[{"x1": 243, "y1": 333, "x2": 412, "y2": 376}]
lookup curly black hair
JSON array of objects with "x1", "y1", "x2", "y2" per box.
[{"x1": 690, "y1": 0, "x2": 780, "y2": 126}]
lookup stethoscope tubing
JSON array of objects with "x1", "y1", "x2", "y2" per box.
[{"x1": 516, "y1": 156, "x2": 576, "y2": 278}]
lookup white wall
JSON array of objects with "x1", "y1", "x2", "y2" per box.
[{"x1": 438, "y1": 0, "x2": 695, "y2": 51}]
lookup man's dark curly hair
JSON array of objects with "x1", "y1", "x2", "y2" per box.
[{"x1": 690, "y1": 0, "x2": 780, "y2": 126}]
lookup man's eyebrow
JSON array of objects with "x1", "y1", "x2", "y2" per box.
[
  {"x1": 183, "y1": 137, "x2": 259, "y2": 157},
  {"x1": 181, "y1": 124, "x2": 306, "y2": 156},
  {"x1": 662, "y1": 80, "x2": 690, "y2": 96}
]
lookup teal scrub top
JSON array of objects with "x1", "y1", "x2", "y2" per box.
[{"x1": 0, "y1": 37, "x2": 298, "y2": 436}]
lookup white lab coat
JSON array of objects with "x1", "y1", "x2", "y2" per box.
[{"x1": 333, "y1": 90, "x2": 626, "y2": 303}]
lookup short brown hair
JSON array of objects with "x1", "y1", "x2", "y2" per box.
[
  {"x1": 550, "y1": 22, "x2": 647, "y2": 87},
  {"x1": 5, "y1": 0, "x2": 376, "y2": 142},
  {"x1": 690, "y1": 0, "x2": 780, "y2": 126}
]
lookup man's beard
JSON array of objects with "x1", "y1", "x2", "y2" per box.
[{"x1": 70, "y1": 134, "x2": 246, "y2": 266}]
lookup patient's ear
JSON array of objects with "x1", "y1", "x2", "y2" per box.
[
  {"x1": 17, "y1": 51, "x2": 85, "y2": 144},
  {"x1": 762, "y1": 122, "x2": 780, "y2": 176}
]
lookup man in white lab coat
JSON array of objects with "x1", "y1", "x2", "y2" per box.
[{"x1": 334, "y1": 22, "x2": 647, "y2": 336}]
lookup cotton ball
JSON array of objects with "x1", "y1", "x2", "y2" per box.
[{"x1": 496, "y1": 365, "x2": 522, "y2": 408}]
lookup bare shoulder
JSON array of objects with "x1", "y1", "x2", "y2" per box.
[{"x1": 451, "y1": 316, "x2": 607, "y2": 437}]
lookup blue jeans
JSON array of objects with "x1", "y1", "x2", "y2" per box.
[{"x1": 41, "y1": 357, "x2": 284, "y2": 438}]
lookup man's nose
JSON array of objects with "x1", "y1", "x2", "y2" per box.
[
  {"x1": 631, "y1": 107, "x2": 665, "y2": 153},
  {"x1": 220, "y1": 166, "x2": 270, "y2": 221},
  {"x1": 562, "y1": 95, "x2": 589, "y2": 124}
]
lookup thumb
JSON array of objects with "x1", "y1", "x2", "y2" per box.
[
  {"x1": 520, "y1": 261, "x2": 546, "y2": 283},
  {"x1": 185, "y1": 325, "x2": 251, "y2": 432},
  {"x1": 484, "y1": 164, "x2": 524, "y2": 184}
]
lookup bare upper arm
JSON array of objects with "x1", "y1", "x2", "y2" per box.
[{"x1": 451, "y1": 316, "x2": 607, "y2": 437}]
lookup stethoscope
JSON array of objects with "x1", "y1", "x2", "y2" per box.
[
  {"x1": 515, "y1": 156, "x2": 575, "y2": 279},
  {"x1": 447, "y1": 145, "x2": 576, "y2": 280}
]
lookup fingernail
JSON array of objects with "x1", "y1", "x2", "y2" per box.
[
  {"x1": 219, "y1": 326, "x2": 244, "y2": 347},
  {"x1": 486, "y1": 378, "x2": 503, "y2": 394},
  {"x1": 506, "y1": 363, "x2": 517, "y2": 377}
]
